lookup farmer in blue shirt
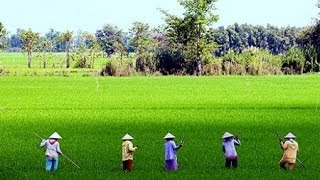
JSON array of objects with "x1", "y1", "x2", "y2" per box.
[
  {"x1": 164, "y1": 133, "x2": 183, "y2": 171},
  {"x1": 222, "y1": 132, "x2": 241, "y2": 169}
]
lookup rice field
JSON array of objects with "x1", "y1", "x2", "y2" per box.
[
  {"x1": 0, "y1": 53, "x2": 108, "y2": 68},
  {"x1": 0, "y1": 75, "x2": 320, "y2": 179},
  {"x1": 0, "y1": 52, "x2": 121, "y2": 77}
]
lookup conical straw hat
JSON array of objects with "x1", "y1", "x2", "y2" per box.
[
  {"x1": 49, "y1": 132, "x2": 62, "y2": 139},
  {"x1": 284, "y1": 132, "x2": 296, "y2": 139},
  {"x1": 164, "y1": 133, "x2": 175, "y2": 139},
  {"x1": 122, "y1": 134, "x2": 134, "y2": 140},
  {"x1": 222, "y1": 132, "x2": 234, "y2": 139}
]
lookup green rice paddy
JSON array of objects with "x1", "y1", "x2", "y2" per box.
[{"x1": 1, "y1": 75, "x2": 320, "y2": 179}]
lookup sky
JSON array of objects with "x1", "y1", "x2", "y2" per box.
[{"x1": 0, "y1": 0, "x2": 318, "y2": 35}]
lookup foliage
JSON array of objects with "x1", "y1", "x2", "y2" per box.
[
  {"x1": 35, "y1": 40, "x2": 53, "y2": 68},
  {"x1": 21, "y1": 29, "x2": 40, "y2": 68},
  {"x1": 210, "y1": 24, "x2": 300, "y2": 56},
  {"x1": 72, "y1": 32, "x2": 103, "y2": 69},
  {"x1": 156, "y1": 42, "x2": 185, "y2": 75},
  {"x1": 96, "y1": 24, "x2": 124, "y2": 56},
  {"x1": 297, "y1": 26, "x2": 320, "y2": 72},
  {"x1": 8, "y1": 29, "x2": 23, "y2": 52},
  {"x1": 100, "y1": 58, "x2": 135, "y2": 76},
  {"x1": 221, "y1": 47, "x2": 283, "y2": 75},
  {"x1": 162, "y1": 0, "x2": 219, "y2": 75},
  {"x1": 44, "y1": 29, "x2": 65, "y2": 52},
  {"x1": 129, "y1": 22, "x2": 158, "y2": 73},
  {"x1": 59, "y1": 31, "x2": 73, "y2": 68},
  {"x1": 282, "y1": 47, "x2": 306, "y2": 74},
  {"x1": 0, "y1": 22, "x2": 8, "y2": 50},
  {"x1": 295, "y1": 1, "x2": 320, "y2": 72},
  {"x1": 112, "y1": 41, "x2": 127, "y2": 60},
  {"x1": 0, "y1": 0, "x2": 318, "y2": 75}
]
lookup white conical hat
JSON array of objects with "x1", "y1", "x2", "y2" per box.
[
  {"x1": 122, "y1": 134, "x2": 134, "y2": 140},
  {"x1": 284, "y1": 133, "x2": 296, "y2": 139},
  {"x1": 49, "y1": 132, "x2": 62, "y2": 139},
  {"x1": 164, "y1": 133, "x2": 175, "y2": 139},
  {"x1": 222, "y1": 132, "x2": 234, "y2": 139}
]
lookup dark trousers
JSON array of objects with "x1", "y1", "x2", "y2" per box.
[
  {"x1": 123, "y1": 160, "x2": 133, "y2": 172},
  {"x1": 225, "y1": 158, "x2": 238, "y2": 168}
]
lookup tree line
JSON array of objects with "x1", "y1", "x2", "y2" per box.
[{"x1": 0, "y1": 0, "x2": 319, "y2": 76}]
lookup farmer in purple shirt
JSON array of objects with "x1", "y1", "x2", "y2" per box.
[
  {"x1": 222, "y1": 132, "x2": 241, "y2": 169},
  {"x1": 164, "y1": 133, "x2": 183, "y2": 171}
]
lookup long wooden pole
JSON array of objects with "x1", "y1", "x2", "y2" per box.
[{"x1": 33, "y1": 133, "x2": 80, "y2": 169}]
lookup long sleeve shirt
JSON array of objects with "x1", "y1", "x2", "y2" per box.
[
  {"x1": 164, "y1": 140, "x2": 180, "y2": 161},
  {"x1": 222, "y1": 138, "x2": 241, "y2": 159},
  {"x1": 122, "y1": 140, "x2": 137, "y2": 161},
  {"x1": 281, "y1": 140, "x2": 299, "y2": 163},
  {"x1": 40, "y1": 139, "x2": 62, "y2": 158}
]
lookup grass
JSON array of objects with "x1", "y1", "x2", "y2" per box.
[{"x1": 0, "y1": 76, "x2": 320, "y2": 179}]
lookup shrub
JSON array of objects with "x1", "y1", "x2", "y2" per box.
[
  {"x1": 100, "y1": 59, "x2": 136, "y2": 77},
  {"x1": 0, "y1": 66, "x2": 9, "y2": 76},
  {"x1": 221, "y1": 47, "x2": 283, "y2": 75}
]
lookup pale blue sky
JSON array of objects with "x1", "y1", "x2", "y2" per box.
[{"x1": 1, "y1": 0, "x2": 318, "y2": 35}]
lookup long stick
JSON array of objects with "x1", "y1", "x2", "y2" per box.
[
  {"x1": 234, "y1": 131, "x2": 241, "y2": 139},
  {"x1": 33, "y1": 133, "x2": 44, "y2": 140},
  {"x1": 182, "y1": 136, "x2": 187, "y2": 143},
  {"x1": 273, "y1": 130, "x2": 283, "y2": 142},
  {"x1": 296, "y1": 158, "x2": 309, "y2": 172},
  {"x1": 61, "y1": 154, "x2": 81, "y2": 169},
  {"x1": 33, "y1": 133, "x2": 81, "y2": 169},
  {"x1": 180, "y1": 136, "x2": 187, "y2": 145}
]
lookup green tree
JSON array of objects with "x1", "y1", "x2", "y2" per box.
[
  {"x1": 129, "y1": 22, "x2": 157, "y2": 72},
  {"x1": 210, "y1": 24, "x2": 299, "y2": 56},
  {"x1": 96, "y1": 24, "x2": 124, "y2": 56},
  {"x1": 284, "y1": 47, "x2": 306, "y2": 74},
  {"x1": 0, "y1": 22, "x2": 8, "y2": 50},
  {"x1": 36, "y1": 40, "x2": 53, "y2": 68},
  {"x1": 73, "y1": 32, "x2": 102, "y2": 69},
  {"x1": 296, "y1": 1, "x2": 320, "y2": 72},
  {"x1": 21, "y1": 29, "x2": 40, "y2": 68},
  {"x1": 45, "y1": 29, "x2": 64, "y2": 52},
  {"x1": 162, "y1": 0, "x2": 219, "y2": 75},
  {"x1": 60, "y1": 31, "x2": 73, "y2": 68},
  {"x1": 129, "y1": 22, "x2": 150, "y2": 54},
  {"x1": 113, "y1": 41, "x2": 127, "y2": 60}
]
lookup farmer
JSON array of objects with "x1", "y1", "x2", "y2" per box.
[
  {"x1": 222, "y1": 132, "x2": 241, "y2": 169},
  {"x1": 122, "y1": 134, "x2": 138, "y2": 172},
  {"x1": 279, "y1": 133, "x2": 299, "y2": 171},
  {"x1": 164, "y1": 133, "x2": 183, "y2": 171},
  {"x1": 39, "y1": 132, "x2": 63, "y2": 172}
]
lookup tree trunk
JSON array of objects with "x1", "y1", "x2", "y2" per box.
[
  {"x1": 44, "y1": 56, "x2": 47, "y2": 68},
  {"x1": 66, "y1": 42, "x2": 70, "y2": 68},
  {"x1": 196, "y1": 23, "x2": 202, "y2": 76},
  {"x1": 91, "y1": 58, "x2": 94, "y2": 69},
  {"x1": 311, "y1": 58, "x2": 314, "y2": 73},
  {"x1": 27, "y1": 51, "x2": 32, "y2": 68}
]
